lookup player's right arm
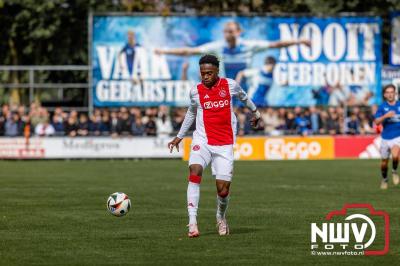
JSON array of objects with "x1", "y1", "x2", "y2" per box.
[
  {"x1": 155, "y1": 41, "x2": 221, "y2": 56},
  {"x1": 235, "y1": 68, "x2": 258, "y2": 84},
  {"x1": 168, "y1": 90, "x2": 197, "y2": 153},
  {"x1": 374, "y1": 106, "x2": 395, "y2": 125},
  {"x1": 155, "y1": 47, "x2": 202, "y2": 56}
]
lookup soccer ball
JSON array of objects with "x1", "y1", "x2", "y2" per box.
[{"x1": 107, "y1": 192, "x2": 131, "y2": 217}]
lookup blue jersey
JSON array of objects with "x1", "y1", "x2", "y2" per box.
[
  {"x1": 251, "y1": 69, "x2": 273, "y2": 107},
  {"x1": 374, "y1": 101, "x2": 400, "y2": 140},
  {"x1": 121, "y1": 43, "x2": 138, "y2": 74},
  {"x1": 197, "y1": 39, "x2": 270, "y2": 79}
]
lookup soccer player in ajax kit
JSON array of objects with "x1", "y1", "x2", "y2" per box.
[
  {"x1": 374, "y1": 84, "x2": 400, "y2": 190},
  {"x1": 168, "y1": 54, "x2": 261, "y2": 237}
]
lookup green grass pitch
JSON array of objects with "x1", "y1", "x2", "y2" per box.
[{"x1": 0, "y1": 159, "x2": 399, "y2": 265}]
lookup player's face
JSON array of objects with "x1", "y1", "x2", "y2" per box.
[
  {"x1": 384, "y1": 87, "x2": 396, "y2": 102},
  {"x1": 200, "y1": 64, "x2": 219, "y2": 88},
  {"x1": 127, "y1": 32, "x2": 136, "y2": 45},
  {"x1": 223, "y1": 23, "x2": 241, "y2": 44}
]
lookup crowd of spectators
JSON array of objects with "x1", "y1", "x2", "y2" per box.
[
  {"x1": 0, "y1": 103, "x2": 376, "y2": 137},
  {"x1": 0, "y1": 103, "x2": 378, "y2": 138}
]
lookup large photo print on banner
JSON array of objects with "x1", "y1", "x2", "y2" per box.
[
  {"x1": 390, "y1": 12, "x2": 400, "y2": 66},
  {"x1": 91, "y1": 15, "x2": 382, "y2": 107}
]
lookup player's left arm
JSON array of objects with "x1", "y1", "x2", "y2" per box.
[
  {"x1": 228, "y1": 79, "x2": 261, "y2": 128},
  {"x1": 247, "y1": 39, "x2": 310, "y2": 53},
  {"x1": 268, "y1": 39, "x2": 311, "y2": 49}
]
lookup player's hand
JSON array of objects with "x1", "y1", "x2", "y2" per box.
[
  {"x1": 300, "y1": 39, "x2": 311, "y2": 47},
  {"x1": 154, "y1": 48, "x2": 164, "y2": 55},
  {"x1": 168, "y1": 137, "x2": 182, "y2": 153},
  {"x1": 251, "y1": 110, "x2": 261, "y2": 129},
  {"x1": 385, "y1": 111, "x2": 396, "y2": 118}
]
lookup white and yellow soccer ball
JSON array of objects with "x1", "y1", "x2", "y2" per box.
[{"x1": 107, "y1": 192, "x2": 131, "y2": 217}]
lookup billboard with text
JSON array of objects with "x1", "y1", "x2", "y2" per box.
[{"x1": 91, "y1": 15, "x2": 382, "y2": 107}]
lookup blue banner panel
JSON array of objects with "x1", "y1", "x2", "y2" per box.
[{"x1": 91, "y1": 15, "x2": 382, "y2": 107}]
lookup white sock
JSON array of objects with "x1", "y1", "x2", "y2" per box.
[
  {"x1": 187, "y1": 182, "x2": 200, "y2": 224},
  {"x1": 216, "y1": 195, "x2": 229, "y2": 220}
]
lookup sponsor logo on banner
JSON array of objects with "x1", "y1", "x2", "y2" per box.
[
  {"x1": 0, "y1": 138, "x2": 45, "y2": 158},
  {"x1": 183, "y1": 137, "x2": 334, "y2": 161},
  {"x1": 63, "y1": 139, "x2": 120, "y2": 152},
  {"x1": 334, "y1": 136, "x2": 379, "y2": 159},
  {"x1": 0, "y1": 137, "x2": 181, "y2": 159},
  {"x1": 311, "y1": 204, "x2": 389, "y2": 256},
  {"x1": 264, "y1": 137, "x2": 334, "y2": 160}
]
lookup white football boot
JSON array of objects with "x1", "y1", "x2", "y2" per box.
[
  {"x1": 392, "y1": 171, "x2": 399, "y2": 186},
  {"x1": 217, "y1": 218, "x2": 229, "y2": 236},
  {"x1": 380, "y1": 180, "x2": 388, "y2": 190},
  {"x1": 188, "y1": 224, "x2": 200, "y2": 238}
]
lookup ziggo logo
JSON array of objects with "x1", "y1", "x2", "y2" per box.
[
  {"x1": 203, "y1": 100, "x2": 229, "y2": 109},
  {"x1": 265, "y1": 139, "x2": 322, "y2": 159}
]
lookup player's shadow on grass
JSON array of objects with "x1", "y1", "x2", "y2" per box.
[{"x1": 201, "y1": 227, "x2": 260, "y2": 236}]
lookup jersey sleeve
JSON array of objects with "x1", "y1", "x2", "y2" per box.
[
  {"x1": 243, "y1": 39, "x2": 271, "y2": 53},
  {"x1": 227, "y1": 78, "x2": 257, "y2": 111},
  {"x1": 120, "y1": 44, "x2": 128, "y2": 54},
  {"x1": 242, "y1": 68, "x2": 259, "y2": 78},
  {"x1": 374, "y1": 105, "x2": 384, "y2": 119},
  {"x1": 177, "y1": 88, "x2": 197, "y2": 139},
  {"x1": 197, "y1": 41, "x2": 223, "y2": 54}
]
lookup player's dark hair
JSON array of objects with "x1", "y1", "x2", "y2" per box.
[
  {"x1": 383, "y1": 84, "x2": 396, "y2": 94},
  {"x1": 265, "y1": 56, "x2": 276, "y2": 65},
  {"x1": 199, "y1": 54, "x2": 220, "y2": 68}
]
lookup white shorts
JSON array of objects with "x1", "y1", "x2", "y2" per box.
[
  {"x1": 188, "y1": 139, "x2": 234, "y2": 182},
  {"x1": 380, "y1": 136, "x2": 400, "y2": 159}
]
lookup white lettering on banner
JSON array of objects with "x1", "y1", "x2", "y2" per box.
[
  {"x1": 96, "y1": 46, "x2": 118, "y2": 79},
  {"x1": 299, "y1": 23, "x2": 322, "y2": 61},
  {"x1": 233, "y1": 142, "x2": 253, "y2": 159},
  {"x1": 278, "y1": 22, "x2": 380, "y2": 62},
  {"x1": 264, "y1": 139, "x2": 322, "y2": 159},
  {"x1": 277, "y1": 22, "x2": 380, "y2": 87},
  {"x1": 96, "y1": 46, "x2": 171, "y2": 80},
  {"x1": 96, "y1": 80, "x2": 193, "y2": 103},
  {"x1": 274, "y1": 62, "x2": 375, "y2": 86}
]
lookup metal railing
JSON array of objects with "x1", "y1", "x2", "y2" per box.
[{"x1": 0, "y1": 65, "x2": 90, "y2": 112}]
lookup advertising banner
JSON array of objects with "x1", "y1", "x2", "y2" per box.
[
  {"x1": 0, "y1": 136, "x2": 380, "y2": 160},
  {"x1": 390, "y1": 11, "x2": 400, "y2": 66},
  {"x1": 91, "y1": 15, "x2": 382, "y2": 107},
  {"x1": 183, "y1": 136, "x2": 335, "y2": 160},
  {"x1": 382, "y1": 65, "x2": 400, "y2": 89},
  {"x1": 0, "y1": 137, "x2": 181, "y2": 159}
]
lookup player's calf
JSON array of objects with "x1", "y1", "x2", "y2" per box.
[
  {"x1": 380, "y1": 161, "x2": 389, "y2": 189},
  {"x1": 392, "y1": 158, "x2": 399, "y2": 186}
]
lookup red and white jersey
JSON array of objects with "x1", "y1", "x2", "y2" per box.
[{"x1": 177, "y1": 78, "x2": 256, "y2": 146}]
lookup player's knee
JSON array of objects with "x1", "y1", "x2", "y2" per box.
[
  {"x1": 189, "y1": 165, "x2": 203, "y2": 176},
  {"x1": 217, "y1": 188, "x2": 229, "y2": 198}
]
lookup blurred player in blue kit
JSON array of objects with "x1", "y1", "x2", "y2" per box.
[
  {"x1": 235, "y1": 56, "x2": 276, "y2": 107},
  {"x1": 118, "y1": 30, "x2": 141, "y2": 75},
  {"x1": 374, "y1": 84, "x2": 400, "y2": 189},
  {"x1": 155, "y1": 21, "x2": 309, "y2": 81}
]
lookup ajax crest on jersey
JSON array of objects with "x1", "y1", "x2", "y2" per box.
[
  {"x1": 107, "y1": 192, "x2": 131, "y2": 217},
  {"x1": 219, "y1": 89, "x2": 227, "y2": 97}
]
